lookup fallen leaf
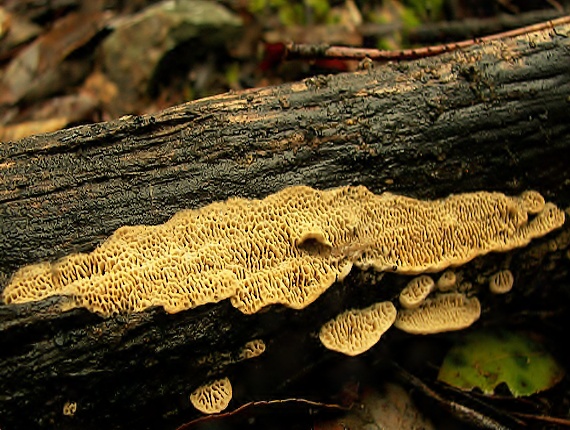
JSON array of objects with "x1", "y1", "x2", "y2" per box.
[
  {"x1": 438, "y1": 330, "x2": 565, "y2": 397},
  {"x1": 315, "y1": 382, "x2": 435, "y2": 430},
  {"x1": 0, "y1": 11, "x2": 110, "y2": 105}
]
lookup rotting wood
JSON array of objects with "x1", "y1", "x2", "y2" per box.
[{"x1": 1, "y1": 22, "x2": 569, "y2": 430}]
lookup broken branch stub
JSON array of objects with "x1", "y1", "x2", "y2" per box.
[{"x1": 2, "y1": 186, "x2": 564, "y2": 316}]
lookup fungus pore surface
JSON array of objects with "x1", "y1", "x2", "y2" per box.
[
  {"x1": 399, "y1": 275, "x2": 436, "y2": 309},
  {"x1": 489, "y1": 270, "x2": 515, "y2": 294},
  {"x1": 394, "y1": 293, "x2": 481, "y2": 334},
  {"x1": 319, "y1": 301, "x2": 397, "y2": 356},
  {"x1": 239, "y1": 339, "x2": 266, "y2": 360},
  {"x1": 2, "y1": 186, "x2": 565, "y2": 315},
  {"x1": 436, "y1": 270, "x2": 457, "y2": 291},
  {"x1": 189, "y1": 377, "x2": 232, "y2": 414}
]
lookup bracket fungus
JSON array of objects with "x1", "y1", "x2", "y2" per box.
[
  {"x1": 520, "y1": 190, "x2": 546, "y2": 214},
  {"x1": 489, "y1": 270, "x2": 514, "y2": 294},
  {"x1": 399, "y1": 275, "x2": 436, "y2": 309},
  {"x1": 62, "y1": 401, "x2": 77, "y2": 417},
  {"x1": 436, "y1": 270, "x2": 457, "y2": 292},
  {"x1": 189, "y1": 377, "x2": 232, "y2": 414},
  {"x1": 239, "y1": 339, "x2": 266, "y2": 360},
  {"x1": 2, "y1": 186, "x2": 565, "y2": 316},
  {"x1": 319, "y1": 301, "x2": 397, "y2": 356},
  {"x1": 394, "y1": 293, "x2": 481, "y2": 334}
]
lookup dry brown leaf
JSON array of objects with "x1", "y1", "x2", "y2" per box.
[
  {"x1": 0, "y1": 93, "x2": 97, "y2": 140},
  {"x1": 81, "y1": 70, "x2": 118, "y2": 109},
  {"x1": 0, "y1": 11, "x2": 110, "y2": 105},
  {"x1": 315, "y1": 382, "x2": 435, "y2": 430},
  {"x1": 0, "y1": 6, "x2": 42, "y2": 60},
  {"x1": 0, "y1": 117, "x2": 68, "y2": 141}
]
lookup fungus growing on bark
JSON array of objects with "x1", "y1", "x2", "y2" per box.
[
  {"x1": 2, "y1": 186, "x2": 564, "y2": 316},
  {"x1": 489, "y1": 270, "x2": 514, "y2": 294},
  {"x1": 62, "y1": 401, "x2": 77, "y2": 417},
  {"x1": 189, "y1": 377, "x2": 232, "y2": 414},
  {"x1": 239, "y1": 339, "x2": 266, "y2": 360},
  {"x1": 436, "y1": 270, "x2": 457, "y2": 291},
  {"x1": 3, "y1": 262, "x2": 52, "y2": 304},
  {"x1": 394, "y1": 293, "x2": 481, "y2": 334},
  {"x1": 520, "y1": 190, "x2": 545, "y2": 214},
  {"x1": 319, "y1": 301, "x2": 397, "y2": 356},
  {"x1": 399, "y1": 275, "x2": 435, "y2": 308}
]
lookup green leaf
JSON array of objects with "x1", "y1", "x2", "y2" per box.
[
  {"x1": 248, "y1": 0, "x2": 268, "y2": 14},
  {"x1": 438, "y1": 330, "x2": 565, "y2": 397},
  {"x1": 305, "y1": 0, "x2": 330, "y2": 20}
]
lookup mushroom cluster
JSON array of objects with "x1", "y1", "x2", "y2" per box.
[
  {"x1": 389, "y1": 269, "x2": 481, "y2": 335},
  {"x1": 320, "y1": 264, "x2": 525, "y2": 354}
]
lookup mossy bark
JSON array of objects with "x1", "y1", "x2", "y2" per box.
[{"x1": 1, "y1": 24, "x2": 569, "y2": 430}]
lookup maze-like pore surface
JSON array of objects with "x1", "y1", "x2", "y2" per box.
[{"x1": 2, "y1": 187, "x2": 564, "y2": 316}]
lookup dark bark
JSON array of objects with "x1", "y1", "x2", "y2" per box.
[{"x1": 1, "y1": 23, "x2": 569, "y2": 430}]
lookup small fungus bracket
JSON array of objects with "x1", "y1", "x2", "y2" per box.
[
  {"x1": 319, "y1": 301, "x2": 397, "y2": 356},
  {"x1": 489, "y1": 270, "x2": 514, "y2": 294},
  {"x1": 394, "y1": 293, "x2": 481, "y2": 334},
  {"x1": 190, "y1": 377, "x2": 233, "y2": 415}
]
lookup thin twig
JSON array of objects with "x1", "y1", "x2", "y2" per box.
[
  {"x1": 405, "y1": 9, "x2": 567, "y2": 44},
  {"x1": 285, "y1": 15, "x2": 570, "y2": 62},
  {"x1": 512, "y1": 412, "x2": 570, "y2": 427},
  {"x1": 357, "y1": 9, "x2": 567, "y2": 43},
  {"x1": 176, "y1": 398, "x2": 349, "y2": 430}
]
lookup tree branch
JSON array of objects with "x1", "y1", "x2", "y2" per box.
[{"x1": 1, "y1": 20, "x2": 569, "y2": 430}]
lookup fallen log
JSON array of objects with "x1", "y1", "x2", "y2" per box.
[{"x1": 1, "y1": 20, "x2": 569, "y2": 430}]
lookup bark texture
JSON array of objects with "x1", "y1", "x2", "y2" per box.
[{"x1": 1, "y1": 23, "x2": 569, "y2": 430}]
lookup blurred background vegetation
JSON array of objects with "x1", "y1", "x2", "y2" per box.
[{"x1": 0, "y1": 0, "x2": 567, "y2": 140}]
